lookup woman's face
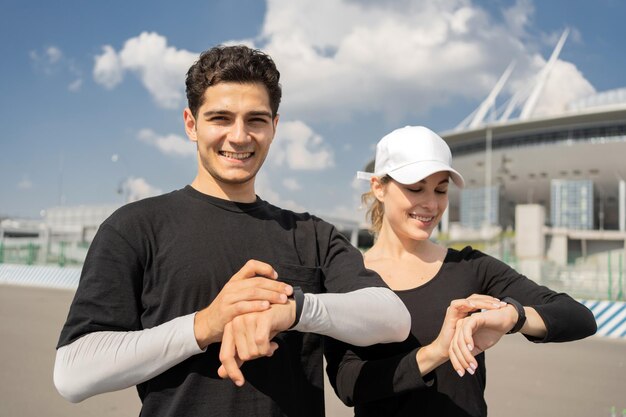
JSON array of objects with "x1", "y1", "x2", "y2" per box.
[{"x1": 375, "y1": 171, "x2": 450, "y2": 242}]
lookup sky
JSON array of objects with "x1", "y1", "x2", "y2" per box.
[{"x1": 1, "y1": 0, "x2": 625, "y2": 222}]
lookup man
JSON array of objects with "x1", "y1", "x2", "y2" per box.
[{"x1": 54, "y1": 45, "x2": 410, "y2": 417}]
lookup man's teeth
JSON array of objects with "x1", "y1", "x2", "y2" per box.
[
  {"x1": 221, "y1": 151, "x2": 252, "y2": 160},
  {"x1": 409, "y1": 213, "x2": 434, "y2": 222}
]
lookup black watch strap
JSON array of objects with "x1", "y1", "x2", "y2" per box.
[
  {"x1": 288, "y1": 286, "x2": 305, "y2": 329},
  {"x1": 502, "y1": 297, "x2": 526, "y2": 334}
]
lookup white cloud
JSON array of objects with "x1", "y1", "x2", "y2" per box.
[
  {"x1": 255, "y1": 172, "x2": 305, "y2": 212},
  {"x1": 31, "y1": 45, "x2": 84, "y2": 89},
  {"x1": 46, "y1": 46, "x2": 63, "y2": 63},
  {"x1": 123, "y1": 177, "x2": 163, "y2": 202},
  {"x1": 255, "y1": 0, "x2": 594, "y2": 122},
  {"x1": 137, "y1": 128, "x2": 196, "y2": 157},
  {"x1": 30, "y1": 45, "x2": 64, "y2": 75},
  {"x1": 269, "y1": 120, "x2": 334, "y2": 170},
  {"x1": 93, "y1": 45, "x2": 124, "y2": 89},
  {"x1": 324, "y1": 204, "x2": 364, "y2": 224},
  {"x1": 17, "y1": 176, "x2": 33, "y2": 190},
  {"x1": 93, "y1": 32, "x2": 197, "y2": 108},
  {"x1": 68, "y1": 78, "x2": 83, "y2": 92},
  {"x1": 502, "y1": 0, "x2": 534, "y2": 37},
  {"x1": 282, "y1": 177, "x2": 301, "y2": 191},
  {"x1": 92, "y1": 1, "x2": 596, "y2": 123},
  {"x1": 531, "y1": 59, "x2": 596, "y2": 117}
]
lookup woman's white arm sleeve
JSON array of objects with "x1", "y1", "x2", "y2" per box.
[
  {"x1": 53, "y1": 313, "x2": 204, "y2": 403},
  {"x1": 292, "y1": 287, "x2": 410, "y2": 346}
]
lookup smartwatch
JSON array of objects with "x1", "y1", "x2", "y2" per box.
[
  {"x1": 502, "y1": 297, "x2": 526, "y2": 334},
  {"x1": 288, "y1": 286, "x2": 305, "y2": 329}
]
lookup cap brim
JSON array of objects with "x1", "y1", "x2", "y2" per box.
[
  {"x1": 388, "y1": 161, "x2": 465, "y2": 188},
  {"x1": 356, "y1": 171, "x2": 375, "y2": 181}
]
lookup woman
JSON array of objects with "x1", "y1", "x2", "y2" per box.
[{"x1": 325, "y1": 125, "x2": 597, "y2": 417}]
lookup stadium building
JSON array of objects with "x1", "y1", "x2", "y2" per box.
[{"x1": 358, "y1": 30, "x2": 626, "y2": 299}]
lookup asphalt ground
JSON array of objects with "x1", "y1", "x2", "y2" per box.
[{"x1": 1, "y1": 284, "x2": 624, "y2": 417}]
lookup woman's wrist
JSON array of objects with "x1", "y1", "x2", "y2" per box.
[{"x1": 416, "y1": 343, "x2": 449, "y2": 375}]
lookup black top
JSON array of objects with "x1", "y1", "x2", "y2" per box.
[
  {"x1": 58, "y1": 186, "x2": 386, "y2": 417},
  {"x1": 325, "y1": 246, "x2": 597, "y2": 417}
]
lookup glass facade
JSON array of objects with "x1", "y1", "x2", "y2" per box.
[
  {"x1": 550, "y1": 179, "x2": 594, "y2": 229},
  {"x1": 460, "y1": 186, "x2": 500, "y2": 229}
]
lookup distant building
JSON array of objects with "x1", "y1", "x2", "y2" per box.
[
  {"x1": 550, "y1": 179, "x2": 594, "y2": 230},
  {"x1": 460, "y1": 186, "x2": 500, "y2": 230},
  {"x1": 0, "y1": 204, "x2": 119, "y2": 265}
]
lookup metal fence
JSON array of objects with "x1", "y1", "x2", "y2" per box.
[
  {"x1": 0, "y1": 241, "x2": 87, "y2": 266},
  {"x1": 2, "y1": 235, "x2": 624, "y2": 301}
]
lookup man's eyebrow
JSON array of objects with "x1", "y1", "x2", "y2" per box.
[
  {"x1": 202, "y1": 110, "x2": 233, "y2": 117},
  {"x1": 201, "y1": 110, "x2": 273, "y2": 118},
  {"x1": 247, "y1": 110, "x2": 273, "y2": 118}
]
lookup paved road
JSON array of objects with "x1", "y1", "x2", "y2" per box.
[{"x1": 1, "y1": 284, "x2": 624, "y2": 417}]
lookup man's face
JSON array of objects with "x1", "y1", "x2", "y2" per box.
[{"x1": 184, "y1": 82, "x2": 278, "y2": 193}]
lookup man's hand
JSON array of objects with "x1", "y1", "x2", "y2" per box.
[
  {"x1": 217, "y1": 301, "x2": 296, "y2": 386},
  {"x1": 193, "y1": 260, "x2": 293, "y2": 349},
  {"x1": 448, "y1": 304, "x2": 518, "y2": 377}
]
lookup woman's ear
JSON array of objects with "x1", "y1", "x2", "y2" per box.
[{"x1": 371, "y1": 177, "x2": 385, "y2": 202}]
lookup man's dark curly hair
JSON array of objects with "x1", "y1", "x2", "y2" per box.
[{"x1": 185, "y1": 45, "x2": 282, "y2": 118}]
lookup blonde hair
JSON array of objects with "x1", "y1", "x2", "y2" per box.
[{"x1": 362, "y1": 175, "x2": 391, "y2": 235}]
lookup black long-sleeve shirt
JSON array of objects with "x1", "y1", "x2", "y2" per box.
[{"x1": 325, "y1": 246, "x2": 597, "y2": 417}]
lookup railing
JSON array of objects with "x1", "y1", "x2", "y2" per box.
[
  {"x1": 542, "y1": 258, "x2": 625, "y2": 301},
  {"x1": 0, "y1": 241, "x2": 88, "y2": 267},
  {"x1": 3, "y1": 235, "x2": 624, "y2": 301},
  {"x1": 443, "y1": 234, "x2": 624, "y2": 301}
]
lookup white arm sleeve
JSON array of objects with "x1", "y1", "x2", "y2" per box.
[
  {"x1": 291, "y1": 287, "x2": 410, "y2": 346},
  {"x1": 53, "y1": 313, "x2": 204, "y2": 403}
]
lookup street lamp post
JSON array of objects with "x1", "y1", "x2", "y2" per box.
[{"x1": 111, "y1": 154, "x2": 130, "y2": 204}]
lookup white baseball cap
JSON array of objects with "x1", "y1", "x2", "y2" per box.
[{"x1": 357, "y1": 125, "x2": 465, "y2": 187}]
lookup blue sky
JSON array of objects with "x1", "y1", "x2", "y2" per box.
[{"x1": 1, "y1": 0, "x2": 625, "y2": 221}]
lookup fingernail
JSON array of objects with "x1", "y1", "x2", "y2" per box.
[
  {"x1": 285, "y1": 285, "x2": 293, "y2": 294},
  {"x1": 467, "y1": 344, "x2": 473, "y2": 351},
  {"x1": 456, "y1": 369, "x2": 464, "y2": 377},
  {"x1": 469, "y1": 301, "x2": 476, "y2": 307},
  {"x1": 262, "y1": 300, "x2": 270, "y2": 308},
  {"x1": 500, "y1": 301, "x2": 507, "y2": 306},
  {"x1": 493, "y1": 303, "x2": 501, "y2": 307},
  {"x1": 470, "y1": 362, "x2": 477, "y2": 370},
  {"x1": 236, "y1": 380, "x2": 244, "y2": 387},
  {"x1": 466, "y1": 367, "x2": 474, "y2": 375},
  {"x1": 280, "y1": 294, "x2": 287, "y2": 302}
]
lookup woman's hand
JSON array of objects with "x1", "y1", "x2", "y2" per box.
[
  {"x1": 417, "y1": 295, "x2": 506, "y2": 376},
  {"x1": 448, "y1": 304, "x2": 518, "y2": 377}
]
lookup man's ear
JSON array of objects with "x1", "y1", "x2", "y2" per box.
[
  {"x1": 270, "y1": 113, "x2": 280, "y2": 143},
  {"x1": 183, "y1": 108, "x2": 198, "y2": 142}
]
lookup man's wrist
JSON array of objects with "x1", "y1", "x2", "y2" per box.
[{"x1": 193, "y1": 309, "x2": 214, "y2": 349}]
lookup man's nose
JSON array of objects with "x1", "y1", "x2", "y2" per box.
[{"x1": 227, "y1": 119, "x2": 250, "y2": 144}]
